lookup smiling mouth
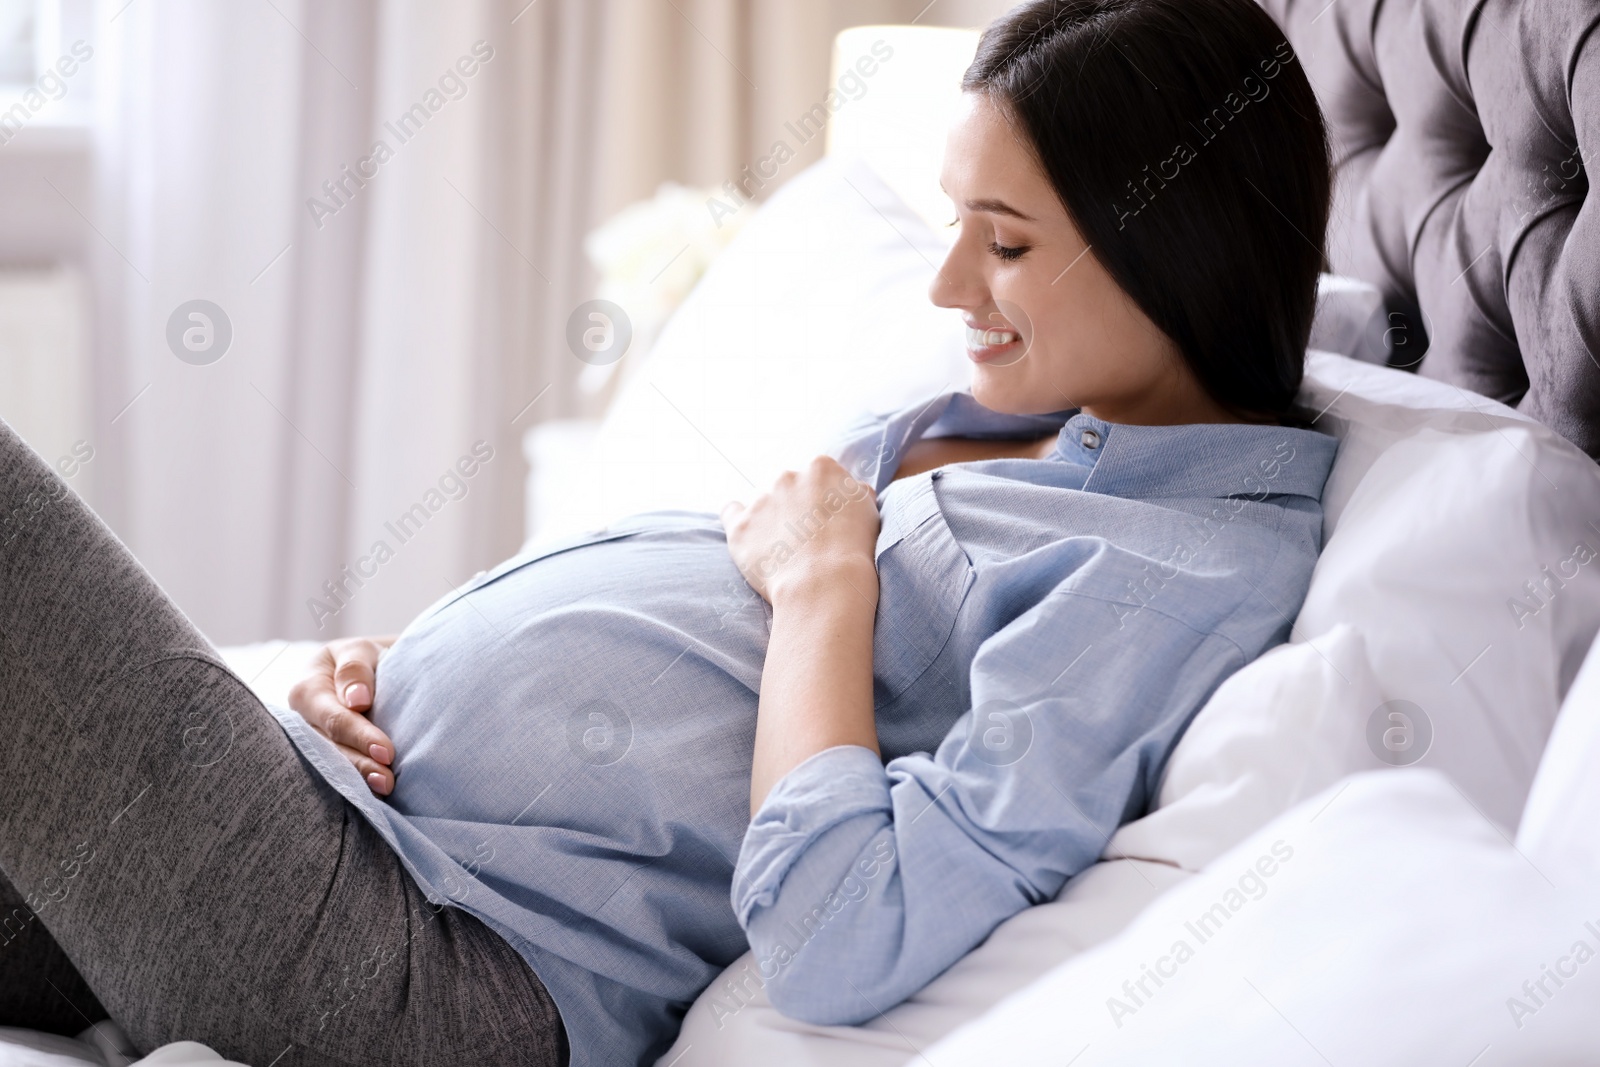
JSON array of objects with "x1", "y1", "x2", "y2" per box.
[
  {"x1": 965, "y1": 325, "x2": 1020, "y2": 348},
  {"x1": 964, "y1": 321, "x2": 1025, "y2": 365}
]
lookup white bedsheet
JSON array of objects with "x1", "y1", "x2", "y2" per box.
[{"x1": 660, "y1": 859, "x2": 1188, "y2": 1067}]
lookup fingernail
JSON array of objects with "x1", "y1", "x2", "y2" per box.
[
  {"x1": 367, "y1": 772, "x2": 389, "y2": 795},
  {"x1": 345, "y1": 683, "x2": 371, "y2": 707},
  {"x1": 369, "y1": 743, "x2": 391, "y2": 764}
]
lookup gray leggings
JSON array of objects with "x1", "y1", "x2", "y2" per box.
[{"x1": 0, "y1": 418, "x2": 567, "y2": 1066}]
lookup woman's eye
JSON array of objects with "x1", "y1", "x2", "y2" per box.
[
  {"x1": 946, "y1": 217, "x2": 960, "y2": 228},
  {"x1": 988, "y1": 241, "x2": 1028, "y2": 261}
]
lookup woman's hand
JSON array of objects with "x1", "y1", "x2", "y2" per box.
[
  {"x1": 720, "y1": 455, "x2": 881, "y2": 606},
  {"x1": 723, "y1": 457, "x2": 883, "y2": 813},
  {"x1": 287, "y1": 635, "x2": 400, "y2": 797}
]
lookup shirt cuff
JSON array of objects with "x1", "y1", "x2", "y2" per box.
[{"x1": 732, "y1": 744, "x2": 891, "y2": 925}]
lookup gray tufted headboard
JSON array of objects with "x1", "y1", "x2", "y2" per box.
[{"x1": 1258, "y1": 0, "x2": 1600, "y2": 457}]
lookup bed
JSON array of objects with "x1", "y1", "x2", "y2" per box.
[{"x1": 8, "y1": 4, "x2": 1600, "y2": 1065}]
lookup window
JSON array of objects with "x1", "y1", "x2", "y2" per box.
[
  {"x1": 0, "y1": 0, "x2": 94, "y2": 135},
  {"x1": 0, "y1": 0, "x2": 35, "y2": 85}
]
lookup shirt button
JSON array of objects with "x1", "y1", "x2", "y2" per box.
[
  {"x1": 1080, "y1": 429, "x2": 1101, "y2": 450},
  {"x1": 472, "y1": 570, "x2": 487, "y2": 580}
]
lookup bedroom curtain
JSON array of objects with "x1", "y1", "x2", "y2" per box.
[
  {"x1": 88, "y1": 0, "x2": 1003, "y2": 645},
  {"x1": 91, "y1": 0, "x2": 604, "y2": 644},
  {"x1": 595, "y1": 0, "x2": 1008, "y2": 217}
]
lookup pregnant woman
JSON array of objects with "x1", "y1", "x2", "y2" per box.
[{"x1": 0, "y1": 1, "x2": 1337, "y2": 1064}]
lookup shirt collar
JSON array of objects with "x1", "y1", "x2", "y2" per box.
[
  {"x1": 1068, "y1": 410, "x2": 1338, "y2": 502},
  {"x1": 855, "y1": 388, "x2": 1338, "y2": 503}
]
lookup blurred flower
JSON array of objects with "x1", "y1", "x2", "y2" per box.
[{"x1": 578, "y1": 182, "x2": 755, "y2": 397}]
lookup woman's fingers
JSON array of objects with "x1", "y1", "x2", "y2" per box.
[
  {"x1": 722, "y1": 454, "x2": 881, "y2": 603},
  {"x1": 295, "y1": 685, "x2": 398, "y2": 771},
  {"x1": 286, "y1": 645, "x2": 343, "y2": 729},
  {"x1": 332, "y1": 739, "x2": 395, "y2": 796},
  {"x1": 330, "y1": 637, "x2": 387, "y2": 710},
  {"x1": 320, "y1": 704, "x2": 397, "y2": 767},
  {"x1": 287, "y1": 639, "x2": 397, "y2": 765}
]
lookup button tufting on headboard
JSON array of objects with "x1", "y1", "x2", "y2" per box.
[{"x1": 1259, "y1": 0, "x2": 1600, "y2": 457}]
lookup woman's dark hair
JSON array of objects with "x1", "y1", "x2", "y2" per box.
[{"x1": 962, "y1": 0, "x2": 1332, "y2": 419}]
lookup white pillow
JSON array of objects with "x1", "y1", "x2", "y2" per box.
[
  {"x1": 925, "y1": 770, "x2": 1600, "y2": 1066},
  {"x1": 1308, "y1": 274, "x2": 1386, "y2": 364},
  {"x1": 218, "y1": 639, "x2": 323, "y2": 708},
  {"x1": 1519, "y1": 628, "x2": 1600, "y2": 877},
  {"x1": 1108, "y1": 351, "x2": 1600, "y2": 876},
  {"x1": 1108, "y1": 625, "x2": 1384, "y2": 872},
  {"x1": 588, "y1": 154, "x2": 966, "y2": 525},
  {"x1": 1293, "y1": 353, "x2": 1600, "y2": 830}
]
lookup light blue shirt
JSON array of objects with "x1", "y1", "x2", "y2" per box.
[{"x1": 267, "y1": 389, "x2": 1337, "y2": 1067}]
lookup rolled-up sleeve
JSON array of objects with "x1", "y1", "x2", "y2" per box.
[{"x1": 731, "y1": 576, "x2": 1253, "y2": 1024}]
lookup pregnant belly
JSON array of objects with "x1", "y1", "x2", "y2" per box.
[{"x1": 368, "y1": 517, "x2": 772, "y2": 858}]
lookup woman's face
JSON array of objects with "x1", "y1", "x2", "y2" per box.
[{"x1": 931, "y1": 92, "x2": 1231, "y2": 425}]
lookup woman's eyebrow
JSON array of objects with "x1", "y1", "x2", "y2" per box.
[
  {"x1": 963, "y1": 198, "x2": 1035, "y2": 221},
  {"x1": 940, "y1": 183, "x2": 1037, "y2": 223}
]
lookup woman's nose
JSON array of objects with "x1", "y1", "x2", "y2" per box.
[{"x1": 929, "y1": 240, "x2": 986, "y2": 313}]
